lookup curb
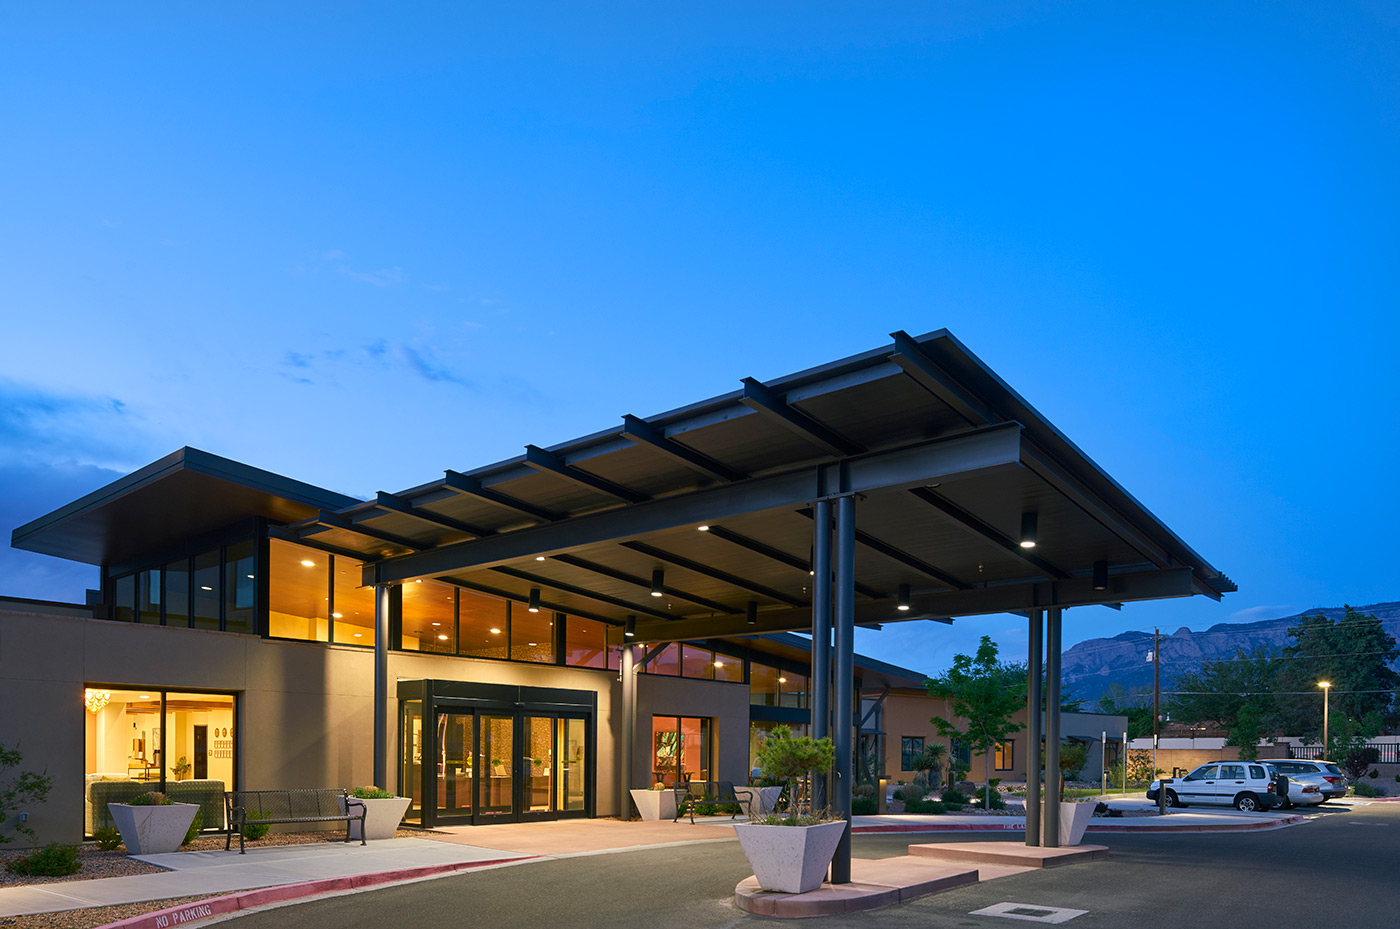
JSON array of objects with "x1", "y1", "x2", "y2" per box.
[
  {"x1": 95, "y1": 856, "x2": 534, "y2": 929},
  {"x1": 853, "y1": 814, "x2": 1305, "y2": 835}
]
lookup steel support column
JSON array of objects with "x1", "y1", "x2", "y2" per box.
[
  {"x1": 621, "y1": 644, "x2": 636, "y2": 820},
  {"x1": 831, "y1": 494, "x2": 856, "y2": 884},
  {"x1": 373, "y1": 584, "x2": 390, "y2": 791},
  {"x1": 1044, "y1": 606, "x2": 1063, "y2": 847},
  {"x1": 1025, "y1": 609, "x2": 1042, "y2": 847},
  {"x1": 811, "y1": 498, "x2": 832, "y2": 813}
]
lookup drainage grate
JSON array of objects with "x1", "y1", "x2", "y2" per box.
[{"x1": 970, "y1": 901, "x2": 1088, "y2": 923}]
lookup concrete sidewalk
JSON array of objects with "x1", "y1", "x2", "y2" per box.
[{"x1": 0, "y1": 838, "x2": 527, "y2": 918}]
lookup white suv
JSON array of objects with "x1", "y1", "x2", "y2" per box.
[{"x1": 1146, "y1": 762, "x2": 1285, "y2": 812}]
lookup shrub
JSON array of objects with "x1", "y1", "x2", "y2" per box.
[
  {"x1": 130, "y1": 791, "x2": 171, "y2": 806},
  {"x1": 905, "y1": 799, "x2": 946, "y2": 815},
  {"x1": 941, "y1": 802, "x2": 964, "y2": 812},
  {"x1": 92, "y1": 827, "x2": 122, "y2": 851},
  {"x1": 851, "y1": 796, "x2": 877, "y2": 815},
  {"x1": 6, "y1": 843, "x2": 81, "y2": 876},
  {"x1": 1368, "y1": 770, "x2": 1380, "y2": 779},
  {"x1": 940, "y1": 788, "x2": 968, "y2": 805},
  {"x1": 894, "y1": 784, "x2": 925, "y2": 803},
  {"x1": 853, "y1": 782, "x2": 876, "y2": 799},
  {"x1": 182, "y1": 808, "x2": 204, "y2": 846},
  {"x1": 1352, "y1": 781, "x2": 1384, "y2": 798},
  {"x1": 754, "y1": 726, "x2": 834, "y2": 815},
  {"x1": 349, "y1": 786, "x2": 395, "y2": 800},
  {"x1": 242, "y1": 811, "x2": 271, "y2": 841}
]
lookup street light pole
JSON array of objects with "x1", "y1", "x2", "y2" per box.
[{"x1": 1319, "y1": 681, "x2": 1331, "y2": 755}]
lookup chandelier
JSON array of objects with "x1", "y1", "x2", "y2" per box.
[{"x1": 84, "y1": 689, "x2": 112, "y2": 714}]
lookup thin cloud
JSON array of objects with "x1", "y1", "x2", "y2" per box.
[
  {"x1": 338, "y1": 265, "x2": 403, "y2": 287},
  {"x1": 401, "y1": 346, "x2": 476, "y2": 387},
  {"x1": 1226, "y1": 604, "x2": 1299, "y2": 624}
]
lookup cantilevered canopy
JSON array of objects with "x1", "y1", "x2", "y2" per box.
[{"x1": 270, "y1": 329, "x2": 1234, "y2": 641}]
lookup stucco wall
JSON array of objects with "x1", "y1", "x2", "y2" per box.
[
  {"x1": 635, "y1": 674, "x2": 751, "y2": 788},
  {"x1": 0, "y1": 606, "x2": 625, "y2": 848}
]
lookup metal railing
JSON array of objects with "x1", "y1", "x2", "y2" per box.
[{"x1": 1291, "y1": 742, "x2": 1399, "y2": 764}]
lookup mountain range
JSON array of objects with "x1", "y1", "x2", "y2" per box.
[{"x1": 1061, "y1": 601, "x2": 1400, "y2": 707}]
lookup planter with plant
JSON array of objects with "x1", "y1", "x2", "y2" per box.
[
  {"x1": 108, "y1": 791, "x2": 199, "y2": 855},
  {"x1": 630, "y1": 782, "x2": 678, "y2": 821},
  {"x1": 732, "y1": 726, "x2": 841, "y2": 894},
  {"x1": 339, "y1": 786, "x2": 410, "y2": 840}
]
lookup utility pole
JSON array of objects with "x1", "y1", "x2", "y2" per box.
[{"x1": 1152, "y1": 628, "x2": 1160, "y2": 778}]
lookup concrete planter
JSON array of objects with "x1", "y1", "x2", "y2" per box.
[
  {"x1": 1048, "y1": 800, "x2": 1097, "y2": 847},
  {"x1": 340, "y1": 796, "x2": 411, "y2": 840},
  {"x1": 734, "y1": 820, "x2": 847, "y2": 894},
  {"x1": 734, "y1": 786, "x2": 784, "y2": 819},
  {"x1": 109, "y1": 802, "x2": 199, "y2": 855},
  {"x1": 630, "y1": 788, "x2": 677, "y2": 822}
]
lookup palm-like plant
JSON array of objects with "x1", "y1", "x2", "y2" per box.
[{"x1": 910, "y1": 745, "x2": 946, "y2": 793}]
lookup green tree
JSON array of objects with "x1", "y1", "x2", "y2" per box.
[
  {"x1": 1275, "y1": 608, "x2": 1399, "y2": 734},
  {"x1": 1329, "y1": 711, "x2": 1384, "y2": 780},
  {"x1": 926, "y1": 636, "x2": 1026, "y2": 809},
  {"x1": 1171, "y1": 644, "x2": 1282, "y2": 732},
  {"x1": 754, "y1": 726, "x2": 834, "y2": 817},
  {"x1": 1224, "y1": 702, "x2": 1265, "y2": 761}
]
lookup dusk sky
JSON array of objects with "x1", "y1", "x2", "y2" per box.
[{"x1": 2, "y1": 2, "x2": 1396, "y2": 677}]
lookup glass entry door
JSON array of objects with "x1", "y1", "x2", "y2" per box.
[{"x1": 428, "y1": 708, "x2": 588, "y2": 826}]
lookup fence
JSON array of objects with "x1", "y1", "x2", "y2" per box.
[{"x1": 1291, "y1": 742, "x2": 1400, "y2": 764}]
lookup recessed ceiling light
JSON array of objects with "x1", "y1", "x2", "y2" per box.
[
  {"x1": 246, "y1": 574, "x2": 255, "y2": 579},
  {"x1": 535, "y1": 556, "x2": 546, "y2": 561},
  {"x1": 353, "y1": 633, "x2": 362, "y2": 637},
  {"x1": 778, "y1": 677, "x2": 787, "y2": 683},
  {"x1": 490, "y1": 627, "x2": 501, "y2": 634},
  {"x1": 139, "y1": 695, "x2": 151, "y2": 699},
  {"x1": 438, "y1": 634, "x2": 449, "y2": 640},
  {"x1": 528, "y1": 642, "x2": 537, "y2": 647},
  {"x1": 697, "y1": 525, "x2": 709, "y2": 532},
  {"x1": 431, "y1": 622, "x2": 440, "y2": 626},
  {"x1": 332, "y1": 612, "x2": 343, "y2": 618},
  {"x1": 415, "y1": 579, "x2": 422, "y2": 583},
  {"x1": 713, "y1": 660, "x2": 723, "y2": 668},
  {"x1": 200, "y1": 585, "x2": 213, "y2": 591},
  {"x1": 300, "y1": 559, "x2": 315, "y2": 567}
]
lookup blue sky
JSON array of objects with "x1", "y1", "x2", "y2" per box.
[{"x1": 2, "y1": 1, "x2": 1396, "y2": 676}]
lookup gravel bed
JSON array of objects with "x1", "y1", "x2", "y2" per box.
[{"x1": 0, "y1": 829, "x2": 426, "y2": 929}]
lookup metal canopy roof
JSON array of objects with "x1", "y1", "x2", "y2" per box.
[
  {"x1": 297, "y1": 328, "x2": 1235, "y2": 641},
  {"x1": 10, "y1": 447, "x2": 360, "y2": 566},
  {"x1": 12, "y1": 329, "x2": 1234, "y2": 643}
]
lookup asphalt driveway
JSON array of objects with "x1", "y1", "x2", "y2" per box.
[{"x1": 213, "y1": 800, "x2": 1400, "y2": 929}]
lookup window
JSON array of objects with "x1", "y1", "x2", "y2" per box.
[
  {"x1": 750, "y1": 662, "x2": 780, "y2": 706},
  {"x1": 401, "y1": 581, "x2": 455, "y2": 654},
  {"x1": 681, "y1": 645, "x2": 714, "y2": 680},
  {"x1": 901, "y1": 736, "x2": 925, "y2": 771},
  {"x1": 510, "y1": 606, "x2": 556, "y2": 663},
  {"x1": 457, "y1": 589, "x2": 509, "y2": 659},
  {"x1": 779, "y1": 671, "x2": 807, "y2": 708},
  {"x1": 994, "y1": 740, "x2": 1014, "y2": 771},
  {"x1": 331, "y1": 557, "x2": 376, "y2": 646},
  {"x1": 712, "y1": 651, "x2": 743, "y2": 683},
  {"x1": 268, "y1": 539, "x2": 328, "y2": 641},
  {"x1": 224, "y1": 540, "x2": 256, "y2": 634},
  {"x1": 749, "y1": 721, "x2": 809, "y2": 776},
  {"x1": 163, "y1": 559, "x2": 190, "y2": 627},
  {"x1": 192, "y1": 550, "x2": 221, "y2": 631},
  {"x1": 84, "y1": 687, "x2": 236, "y2": 837},
  {"x1": 1219, "y1": 764, "x2": 1245, "y2": 779},
  {"x1": 651, "y1": 716, "x2": 709, "y2": 785},
  {"x1": 137, "y1": 568, "x2": 161, "y2": 625},
  {"x1": 112, "y1": 574, "x2": 136, "y2": 623},
  {"x1": 564, "y1": 617, "x2": 608, "y2": 668}
]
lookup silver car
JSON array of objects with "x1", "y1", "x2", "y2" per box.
[{"x1": 1269, "y1": 759, "x2": 1346, "y2": 803}]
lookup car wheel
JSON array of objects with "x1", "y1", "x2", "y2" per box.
[
  {"x1": 1164, "y1": 790, "x2": 1178, "y2": 808},
  {"x1": 1235, "y1": 793, "x2": 1260, "y2": 812}
]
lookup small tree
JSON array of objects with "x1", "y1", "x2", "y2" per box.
[
  {"x1": 1224, "y1": 702, "x2": 1265, "y2": 761},
  {"x1": 754, "y1": 726, "x2": 834, "y2": 819},
  {"x1": 926, "y1": 636, "x2": 1026, "y2": 809},
  {"x1": 1, "y1": 742, "x2": 53, "y2": 846},
  {"x1": 909, "y1": 745, "x2": 946, "y2": 791},
  {"x1": 1329, "y1": 711, "x2": 1384, "y2": 781}
]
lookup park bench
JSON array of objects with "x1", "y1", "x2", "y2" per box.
[
  {"x1": 672, "y1": 780, "x2": 741, "y2": 824},
  {"x1": 224, "y1": 788, "x2": 366, "y2": 853}
]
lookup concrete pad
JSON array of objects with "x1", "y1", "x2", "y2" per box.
[
  {"x1": 734, "y1": 855, "x2": 981, "y2": 917},
  {"x1": 427, "y1": 818, "x2": 736, "y2": 855},
  {"x1": 909, "y1": 841, "x2": 1109, "y2": 868}
]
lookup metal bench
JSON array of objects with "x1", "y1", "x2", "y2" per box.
[
  {"x1": 672, "y1": 780, "x2": 740, "y2": 823},
  {"x1": 224, "y1": 788, "x2": 366, "y2": 853}
]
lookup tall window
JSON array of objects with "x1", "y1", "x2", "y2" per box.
[
  {"x1": 268, "y1": 539, "x2": 328, "y2": 641},
  {"x1": 994, "y1": 740, "x2": 1014, "y2": 771},
  {"x1": 83, "y1": 687, "x2": 235, "y2": 837},
  {"x1": 401, "y1": 581, "x2": 456, "y2": 654},
  {"x1": 651, "y1": 716, "x2": 710, "y2": 785},
  {"x1": 901, "y1": 736, "x2": 925, "y2": 771},
  {"x1": 564, "y1": 617, "x2": 608, "y2": 668},
  {"x1": 224, "y1": 540, "x2": 256, "y2": 634}
]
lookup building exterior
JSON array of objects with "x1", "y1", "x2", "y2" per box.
[{"x1": 4, "y1": 330, "x2": 1233, "y2": 865}]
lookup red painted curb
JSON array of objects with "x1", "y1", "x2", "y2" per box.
[{"x1": 96, "y1": 855, "x2": 534, "y2": 929}]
